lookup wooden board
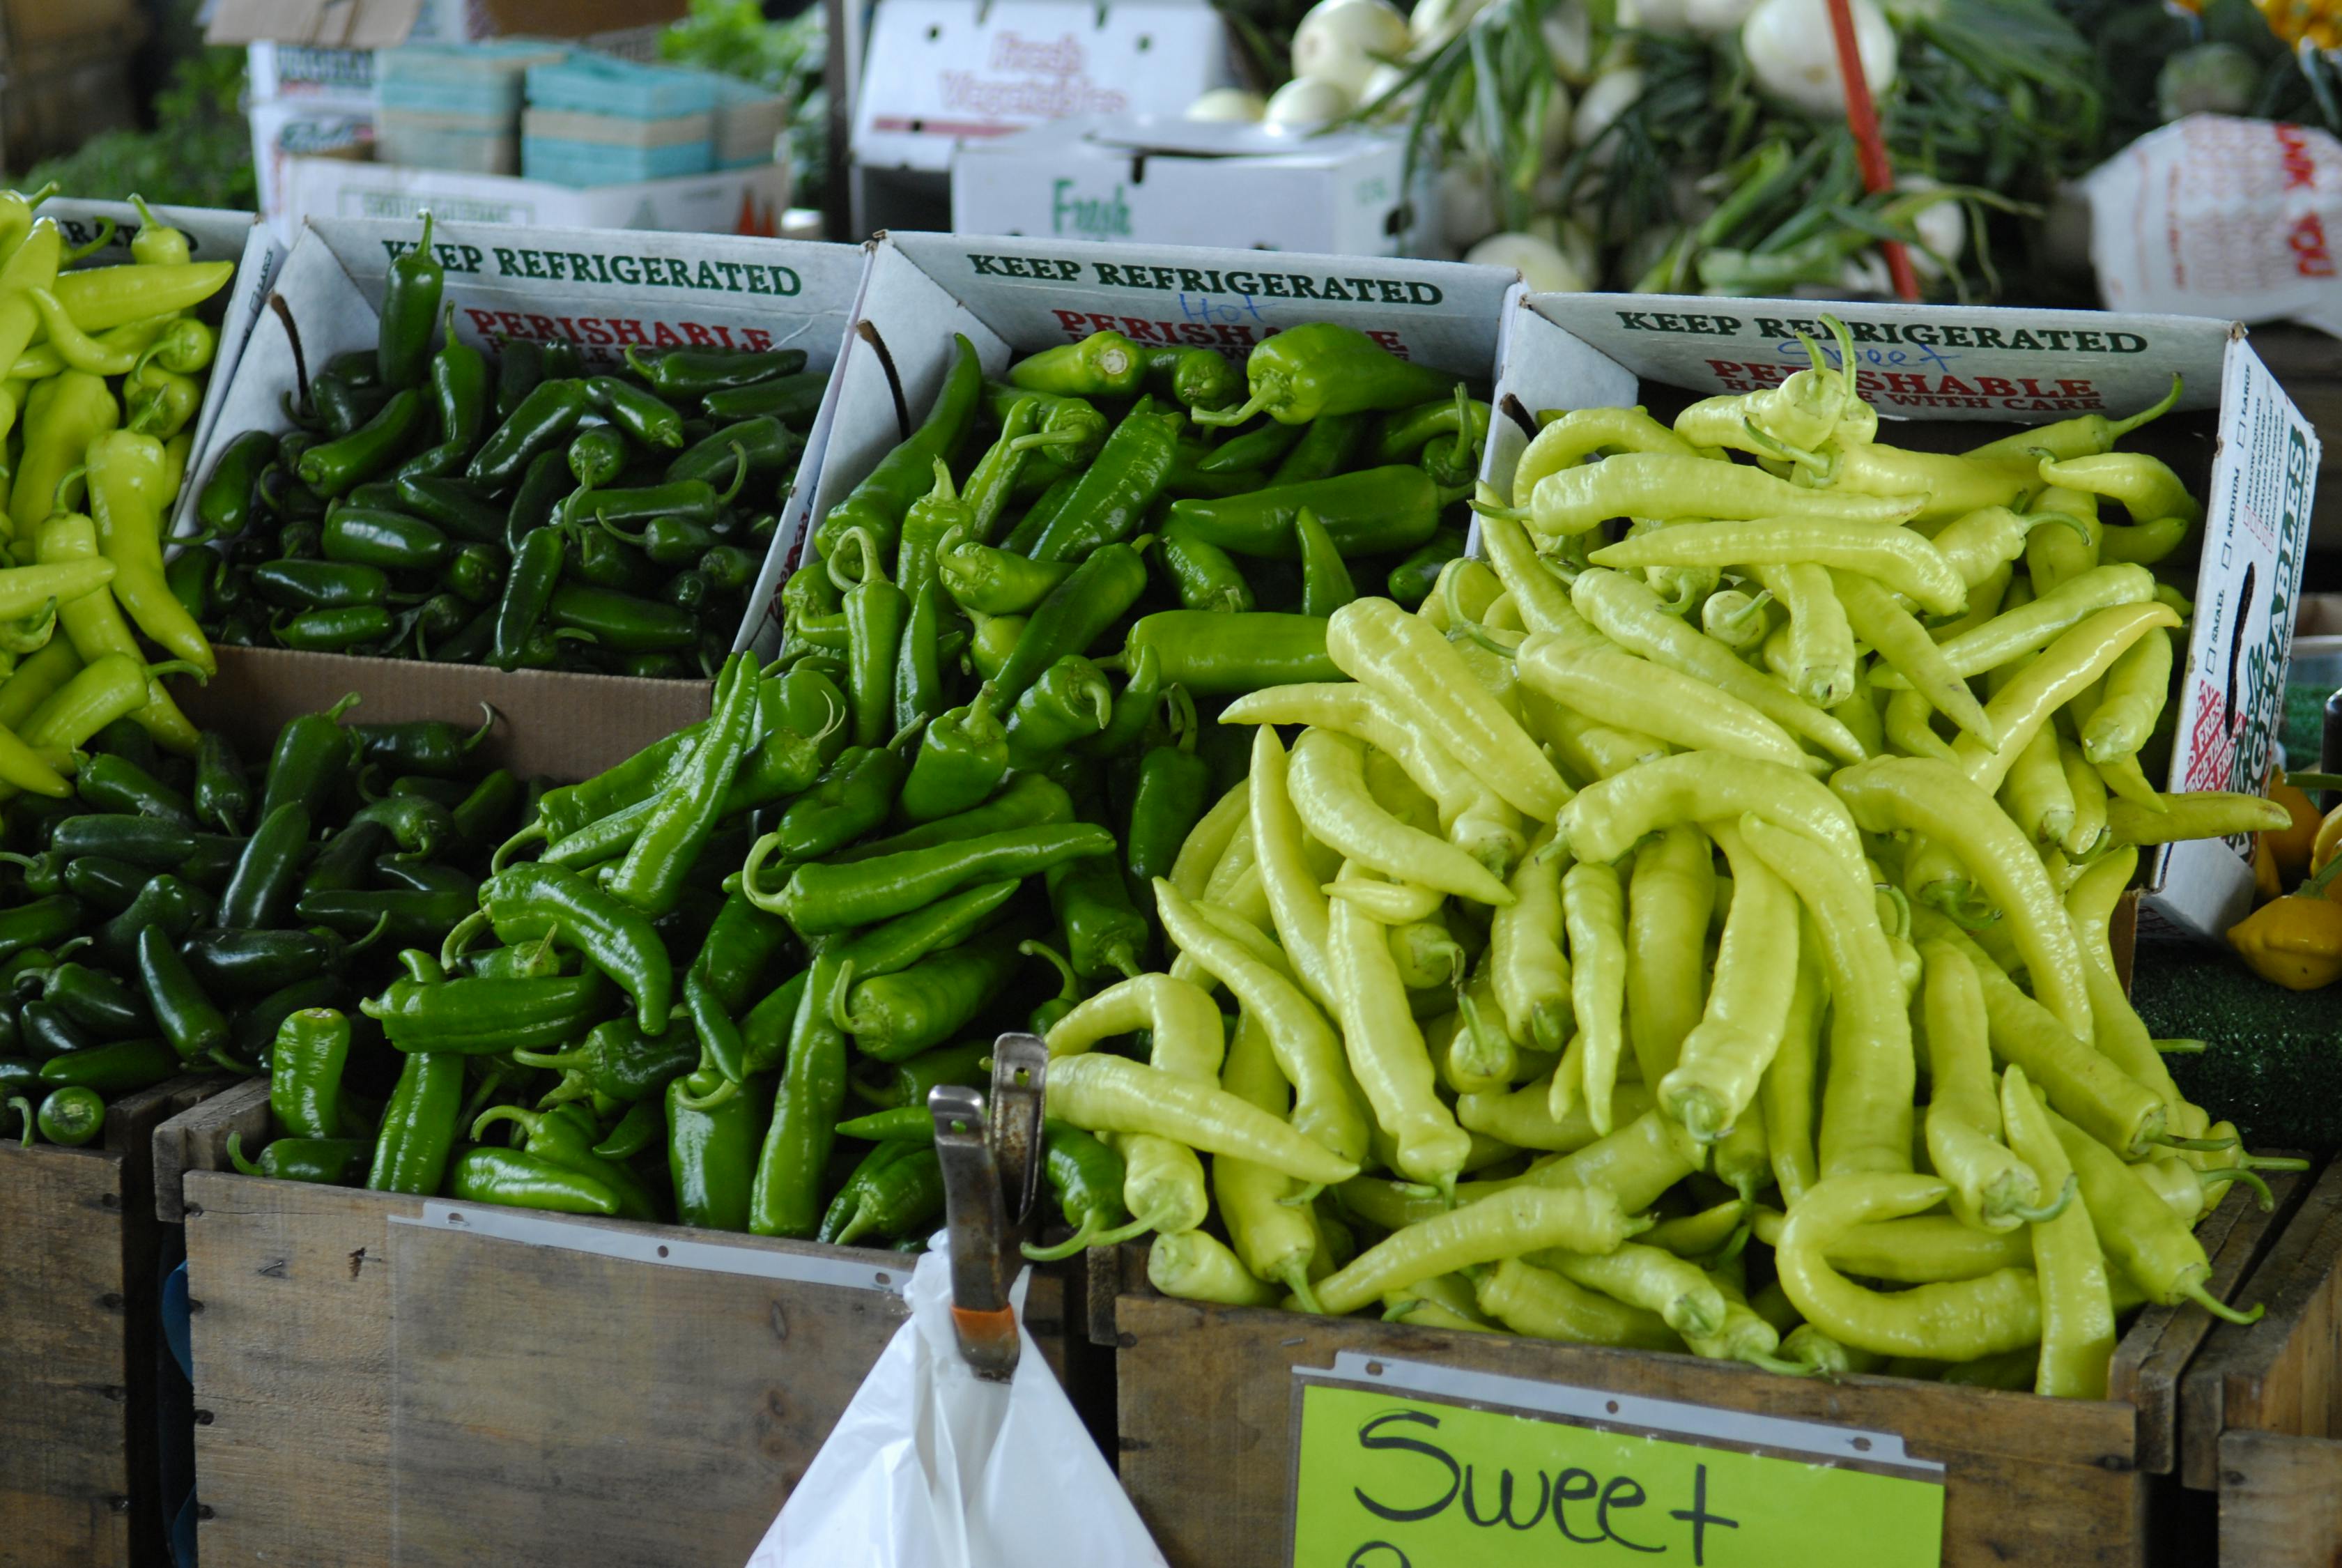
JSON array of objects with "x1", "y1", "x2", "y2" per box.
[
  {"x1": 1117, "y1": 1289, "x2": 2148, "y2": 1568},
  {"x1": 0, "y1": 1074, "x2": 225, "y2": 1568},
  {"x1": 2109, "y1": 1158, "x2": 2307, "y2": 1477},
  {"x1": 2216, "y1": 1429, "x2": 2342, "y2": 1568},
  {"x1": 2180, "y1": 1160, "x2": 2342, "y2": 1492},
  {"x1": 168, "y1": 1083, "x2": 1088, "y2": 1567}
]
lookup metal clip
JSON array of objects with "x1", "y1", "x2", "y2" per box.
[
  {"x1": 987, "y1": 1033, "x2": 1047, "y2": 1231},
  {"x1": 930, "y1": 1083, "x2": 1019, "y2": 1382}
]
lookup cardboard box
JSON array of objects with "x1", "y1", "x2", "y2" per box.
[
  {"x1": 185, "y1": 217, "x2": 867, "y2": 666},
  {"x1": 207, "y1": 0, "x2": 684, "y2": 48},
  {"x1": 278, "y1": 155, "x2": 789, "y2": 240},
  {"x1": 765, "y1": 231, "x2": 1516, "y2": 656},
  {"x1": 32, "y1": 200, "x2": 287, "y2": 542},
  {"x1": 174, "y1": 647, "x2": 711, "y2": 778},
  {"x1": 1479, "y1": 291, "x2": 2324, "y2": 944},
  {"x1": 951, "y1": 116, "x2": 1408, "y2": 254},
  {"x1": 247, "y1": 41, "x2": 379, "y2": 107},
  {"x1": 247, "y1": 99, "x2": 376, "y2": 245}
]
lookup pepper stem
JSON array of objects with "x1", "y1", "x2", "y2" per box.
[
  {"x1": 226, "y1": 1131, "x2": 265, "y2": 1177},
  {"x1": 438, "y1": 908, "x2": 492, "y2": 969},
  {"x1": 1022, "y1": 1213, "x2": 1107, "y2": 1262},
  {"x1": 470, "y1": 1103, "x2": 538, "y2": 1144},
  {"x1": 2003, "y1": 1173, "x2": 2077, "y2": 1225},
  {"x1": 1742, "y1": 1349, "x2": 1822, "y2": 1378},
  {"x1": 827, "y1": 958, "x2": 861, "y2": 1033},
  {"x1": 674, "y1": 1074, "x2": 741, "y2": 1113},
  {"x1": 2026, "y1": 508, "x2": 2095, "y2": 548},
  {"x1": 1088, "y1": 1214, "x2": 1159, "y2": 1247},
  {"x1": 1465, "y1": 498, "x2": 1532, "y2": 524},
  {"x1": 62, "y1": 217, "x2": 117, "y2": 263},
  {"x1": 346, "y1": 911, "x2": 393, "y2": 955},
  {"x1": 2155, "y1": 1132, "x2": 2241, "y2": 1153},
  {"x1": 463, "y1": 701, "x2": 496, "y2": 753},
  {"x1": 714, "y1": 444, "x2": 750, "y2": 505},
  {"x1": 2108, "y1": 374, "x2": 2183, "y2": 443},
  {"x1": 2297, "y1": 853, "x2": 2342, "y2": 900},
  {"x1": 509, "y1": 1045, "x2": 588, "y2": 1072},
  {"x1": 2203, "y1": 1166, "x2": 2276, "y2": 1213},
  {"x1": 1189, "y1": 391, "x2": 1267, "y2": 427},
  {"x1": 1281, "y1": 1264, "x2": 1324, "y2": 1317},
  {"x1": 8, "y1": 1094, "x2": 31, "y2": 1146},
  {"x1": 492, "y1": 820, "x2": 546, "y2": 873},
  {"x1": 2182, "y1": 1279, "x2": 2264, "y2": 1326},
  {"x1": 2242, "y1": 1151, "x2": 2313, "y2": 1172}
]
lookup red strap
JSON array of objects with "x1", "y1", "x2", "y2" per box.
[{"x1": 1826, "y1": 0, "x2": 1921, "y2": 302}]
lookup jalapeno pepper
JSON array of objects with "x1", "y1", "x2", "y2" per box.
[
  {"x1": 36, "y1": 1037, "x2": 178, "y2": 1096},
  {"x1": 95, "y1": 875, "x2": 210, "y2": 962},
  {"x1": 229, "y1": 1134, "x2": 371, "y2": 1185},
  {"x1": 495, "y1": 339, "x2": 544, "y2": 421},
  {"x1": 815, "y1": 335, "x2": 983, "y2": 562},
  {"x1": 186, "y1": 731, "x2": 251, "y2": 838},
  {"x1": 19, "y1": 999, "x2": 95, "y2": 1060},
  {"x1": 586, "y1": 375, "x2": 685, "y2": 450},
  {"x1": 296, "y1": 390, "x2": 424, "y2": 499},
  {"x1": 31, "y1": 962, "x2": 150, "y2": 1037},
  {"x1": 33, "y1": 1085, "x2": 105, "y2": 1146},
  {"x1": 626, "y1": 344, "x2": 808, "y2": 399},
  {"x1": 198, "y1": 429, "x2": 273, "y2": 541},
  {"x1": 1026, "y1": 402, "x2": 1182, "y2": 564},
  {"x1": 702, "y1": 369, "x2": 829, "y2": 426},
  {"x1": 442, "y1": 542, "x2": 502, "y2": 604},
  {"x1": 1388, "y1": 529, "x2": 1468, "y2": 607},
  {"x1": 180, "y1": 928, "x2": 355, "y2": 999},
  {"x1": 471, "y1": 1104, "x2": 658, "y2": 1221},
  {"x1": 394, "y1": 475, "x2": 507, "y2": 546},
  {"x1": 295, "y1": 888, "x2": 471, "y2": 947},
  {"x1": 75, "y1": 752, "x2": 194, "y2": 825},
  {"x1": 567, "y1": 422, "x2": 629, "y2": 491},
  {"x1": 666, "y1": 415, "x2": 796, "y2": 490},
  {"x1": 468, "y1": 378, "x2": 590, "y2": 492},
  {"x1": 132, "y1": 925, "x2": 229, "y2": 1065},
  {"x1": 504, "y1": 445, "x2": 575, "y2": 554},
  {"x1": 547, "y1": 583, "x2": 695, "y2": 652},
  {"x1": 378, "y1": 211, "x2": 444, "y2": 388},
  {"x1": 272, "y1": 605, "x2": 392, "y2": 652},
  {"x1": 321, "y1": 507, "x2": 449, "y2": 571},
  {"x1": 218, "y1": 801, "x2": 311, "y2": 930}
]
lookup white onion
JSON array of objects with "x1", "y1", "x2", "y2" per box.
[
  {"x1": 1263, "y1": 76, "x2": 1356, "y2": 126},
  {"x1": 1897, "y1": 176, "x2": 1966, "y2": 279},
  {"x1": 1741, "y1": 0, "x2": 1895, "y2": 119},
  {"x1": 1466, "y1": 231, "x2": 1589, "y2": 293},
  {"x1": 1542, "y1": 0, "x2": 1595, "y2": 84},
  {"x1": 1437, "y1": 162, "x2": 1502, "y2": 251},
  {"x1": 1684, "y1": 0, "x2": 1759, "y2": 34},
  {"x1": 1185, "y1": 87, "x2": 1268, "y2": 122},
  {"x1": 1358, "y1": 62, "x2": 1413, "y2": 123},
  {"x1": 1410, "y1": 0, "x2": 1490, "y2": 51},
  {"x1": 1571, "y1": 66, "x2": 1644, "y2": 168},
  {"x1": 1293, "y1": 0, "x2": 1411, "y2": 97}
]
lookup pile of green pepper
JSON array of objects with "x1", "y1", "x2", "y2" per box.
[
  {"x1": 0, "y1": 695, "x2": 523, "y2": 1151},
  {"x1": 178, "y1": 211, "x2": 822, "y2": 677}
]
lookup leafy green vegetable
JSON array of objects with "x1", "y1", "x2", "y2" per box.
[
  {"x1": 661, "y1": 0, "x2": 830, "y2": 211},
  {"x1": 13, "y1": 47, "x2": 255, "y2": 212}
]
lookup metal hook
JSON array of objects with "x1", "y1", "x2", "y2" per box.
[{"x1": 932, "y1": 1082, "x2": 1019, "y2": 1382}]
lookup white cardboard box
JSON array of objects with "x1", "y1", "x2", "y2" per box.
[
  {"x1": 760, "y1": 231, "x2": 1516, "y2": 658},
  {"x1": 1479, "y1": 290, "x2": 2324, "y2": 944},
  {"x1": 951, "y1": 116, "x2": 1408, "y2": 254},
  {"x1": 278, "y1": 157, "x2": 792, "y2": 242},
  {"x1": 188, "y1": 217, "x2": 868, "y2": 660},
  {"x1": 848, "y1": 0, "x2": 1231, "y2": 178},
  {"x1": 36, "y1": 199, "x2": 288, "y2": 539}
]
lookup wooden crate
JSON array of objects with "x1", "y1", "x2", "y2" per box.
[
  {"x1": 0, "y1": 1074, "x2": 229, "y2": 1568},
  {"x1": 162, "y1": 1080, "x2": 1101, "y2": 1568},
  {"x1": 2174, "y1": 1159, "x2": 2342, "y2": 1567},
  {"x1": 1113, "y1": 1169, "x2": 2299, "y2": 1568}
]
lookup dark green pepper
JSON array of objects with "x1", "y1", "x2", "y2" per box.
[
  {"x1": 218, "y1": 801, "x2": 311, "y2": 930},
  {"x1": 394, "y1": 475, "x2": 507, "y2": 545},
  {"x1": 321, "y1": 507, "x2": 451, "y2": 570},
  {"x1": 1003, "y1": 655, "x2": 1113, "y2": 768},
  {"x1": 702, "y1": 369, "x2": 827, "y2": 426},
  {"x1": 624, "y1": 344, "x2": 808, "y2": 399},
  {"x1": 468, "y1": 378, "x2": 590, "y2": 491},
  {"x1": 76, "y1": 752, "x2": 195, "y2": 825},
  {"x1": 813, "y1": 335, "x2": 984, "y2": 565},
  {"x1": 297, "y1": 390, "x2": 425, "y2": 498},
  {"x1": 492, "y1": 523, "x2": 568, "y2": 672},
  {"x1": 268, "y1": 1006, "x2": 350, "y2": 1138},
  {"x1": 568, "y1": 423, "x2": 629, "y2": 489},
  {"x1": 586, "y1": 376, "x2": 686, "y2": 450},
  {"x1": 514, "y1": 1015, "x2": 698, "y2": 1105},
  {"x1": 137, "y1": 925, "x2": 230, "y2": 1064},
  {"x1": 547, "y1": 584, "x2": 696, "y2": 652},
  {"x1": 989, "y1": 535, "x2": 1150, "y2": 701},
  {"x1": 898, "y1": 684, "x2": 1008, "y2": 824},
  {"x1": 378, "y1": 210, "x2": 445, "y2": 390}
]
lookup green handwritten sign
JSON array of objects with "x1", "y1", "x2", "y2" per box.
[{"x1": 1291, "y1": 1381, "x2": 1944, "y2": 1568}]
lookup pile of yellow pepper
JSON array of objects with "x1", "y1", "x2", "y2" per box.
[
  {"x1": 2234, "y1": 767, "x2": 2342, "y2": 989},
  {"x1": 0, "y1": 190, "x2": 232, "y2": 797},
  {"x1": 1038, "y1": 323, "x2": 2299, "y2": 1397}
]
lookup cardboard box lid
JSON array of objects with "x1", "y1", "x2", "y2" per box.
[
  {"x1": 208, "y1": 0, "x2": 684, "y2": 47},
  {"x1": 964, "y1": 114, "x2": 1400, "y2": 167}
]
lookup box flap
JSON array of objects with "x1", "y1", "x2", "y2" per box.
[
  {"x1": 969, "y1": 113, "x2": 1396, "y2": 163},
  {"x1": 1526, "y1": 292, "x2": 2237, "y2": 424},
  {"x1": 208, "y1": 0, "x2": 425, "y2": 47}
]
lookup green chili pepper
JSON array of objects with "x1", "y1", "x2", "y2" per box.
[
  {"x1": 272, "y1": 604, "x2": 393, "y2": 652},
  {"x1": 228, "y1": 1133, "x2": 371, "y2": 1185},
  {"x1": 666, "y1": 416, "x2": 796, "y2": 489},
  {"x1": 180, "y1": 928, "x2": 352, "y2": 999},
  {"x1": 1009, "y1": 330, "x2": 1146, "y2": 398},
  {"x1": 668, "y1": 1067, "x2": 769, "y2": 1230},
  {"x1": 702, "y1": 369, "x2": 829, "y2": 426},
  {"x1": 1127, "y1": 688, "x2": 1212, "y2": 888},
  {"x1": 898, "y1": 684, "x2": 1008, "y2": 824},
  {"x1": 295, "y1": 888, "x2": 473, "y2": 946},
  {"x1": 496, "y1": 339, "x2": 544, "y2": 420},
  {"x1": 838, "y1": 926, "x2": 1033, "y2": 1062},
  {"x1": 567, "y1": 422, "x2": 628, "y2": 492},
  {"x1": 829, "y1": 525, "x2": 909, "y2": 748},
  {"x1": 547, "y1": 583, "x2": 695, "y2": 652},
  {"x1": 31, "y1": 961, "x2": 150, "y2": 1036},
  {"x1": 1046, "y1": 848, "x2": 1148, "y2": 979},
  {"x1": 603, "y1": 512, "x2": 722, "y2": 568},
  {"x1": 364, "y1": 969, "x2": 614, "y2": 1054},
  {"x1": 893, "y1": 581, "x2": 947, "y2": 734},
  {"x1": 251, "y1": 559, "x2": 397, "y2": 611},
  {"x1": 35, "y1": 1036, "x2": 176, "y2": 1096},
  {"x1": 1199, "y1": 419, "x2": 1307, "y2": 475},
  {"x1": 36, "y1": 1084, "x2": 105, "y2": 1146},
  {"x1": 750, "y1": 951, "x2": 851, "y2": 1238},
  {"x1": 472, "y1": 1102, "x2": 659, "y2": 1221},
  {"x1": 831, "y1": 1146, "x2": 946, "y2": 1246},
  {"x1": 488, "y1": 524, "x2": 568, "y2": 672},
  {"x1": 1004, "y1": 655, "x2": 1113, "y2": 768},
  {"x1": 1295, "y1": 505, "x2": 1357, "y2": 617},
  {"x1": 76, "y1": 752, "x2": 195, "y2": 825},
  {"x1": 167, "y1": 548, "x2": 222, "y2": 622},
  {"x1": 1272, "y1": 410, "x2": 1371, "y2": 485},
  {"x1": 468, "y1": 378, "x2": 590, "y2": 491},
  {"x1": 1166, "y1": 466, "x2": 1445, "y2": 559},
  {"x1": 754, "y1": 822, "x2": 1115, "y2": 934},
  {"x1": 700, "y1": 544, "x2": 755, "y2": 593},
  {"x1": 1195, "y1": 323, "x2": 1459, "y2": 428},
  {"x1": 321, "y1": 507, "x2": 450, "y2": 570},
  {"x1": 829, "y1": 772, "x2": 1073, "y2": 866},
  {"x1": 198, "y1": 429, "x2": 274, "y2": 540},
  {"x1": 269, "y1": 1007, "x2": 350, "y2": 1138},
  {"x1": 835, "y1": 1106, "x2": 935, "y2": 1142},
  {"x1": 379, "y1": 211, "x2": 444, "y2": 388},
  {"x1": 990, "y1": 535, "x2": 1151, "y2": 701},
  {"x1": 937, "y1": 532, "x2": 1070, "y2": 617},
  {"x1": 594, "y1": 1098, "x2": 663, "y2": 1161},
  {"x1": 96, "y1": 876, "x2": 210, "y2": 962},
  {"x1": 601, "y1": 652, "x2": 759, "y2": 918},
  {"x1": 768, "y1": 741, "x2": 912, "y2": 861},
  {"x1": 505, "y1": 445, "x2": 576, "y2": 553},
  {"x1": 447, "y1": 1144, "x2": 622, "y2": 1215},
  {"x1": 1115, "y1": 610, "x2": 1336, "y2": 696},
  {"x1": 626, "y1": 344, "x2": 808, "y2": 399},
  {"x1": 297, "y1": 390, "x2": 425, "y2": 498},
  {"x1": 219, "y1": 802, "x2": 311, "y2": 930},
  {"x1": 19, "y1": 1000, "x2": 94, "y2": 1060},
  {"x1": 1155, "y1": 518, "x2": 1254, "y2": 614},
  {"x1": 350, "y1": 706, "x2": 493, "y2": 778},
  {"x1": 1026, "y1": 402, "x2": 1182, "y2": 564},
  {"x1": 230, "y1": 974, "x2": 352, "y2": 1061},
  {"x1": 481, "y1": 861, "x2": 671, "y2": 1030},
  {"x1": 661, "y1": 569, "x2": 712, "y2": 613},
  {"x1": 815, "y1": 335, "x2": 984, "y2": 564},
  {"x1": 1025, "y1": 1121, "x2": 1132, "y2": 1257},
  {"x1": 1387, "y1": 528, "x2": 1467, "y2": 607},
  {"x1": 442, "y1": 542, "x2": 502, "y2": 605},
  {"x1": 394, "y1": 475, "x2": 507, "y2": 545},
  {"x1": 367, "y1": 1050, "x2": 463, "y2": 1192},
  {"x1": 1075, "y1": 641, "x2": 1164, "y2": 758},
  {"x1": 260, "y1": 693, "x2": 362, "y2": 820},
  {"x1": 1141, "y1": 345, "x2": 1241, "y2": 411},
  {"x1": 851, "y1": 1038, "x2": 992, "y2": 1109},
  {"x1": 340, "y1": 794, "x2": 456, "y2": 861},
  {"x1": 427, "y1": 300, "x2": 490, "y2": 445},
  {"x1": 137, "y1": 925, "x2": 229, "y2": 1064},
  {"x1": 586, "y1": 376, "x2": 685, "y2": 450}
]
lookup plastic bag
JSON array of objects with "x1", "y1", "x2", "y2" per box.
[
  {"x1": 2086, "y1": 113, "x2": 2342, "y2": 337},
  {"x1": 747, "y1": 1236, "x2": 1166, "y2": 1568}
]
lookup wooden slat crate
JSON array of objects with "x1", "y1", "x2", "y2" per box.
[
  {"x1": 162, "y1": 1079, "x2": 1100, "y2": 1568},
  {"x1": 0, "y1": 1074, "x2": 229, "y2": 1568},
  {"x1": 2174, "y1": 1158, "x2": 2342, "y2": 1567},
  {"x1": 1112, "y1": 1168, "x2": 2297, "y2": 1568}
]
